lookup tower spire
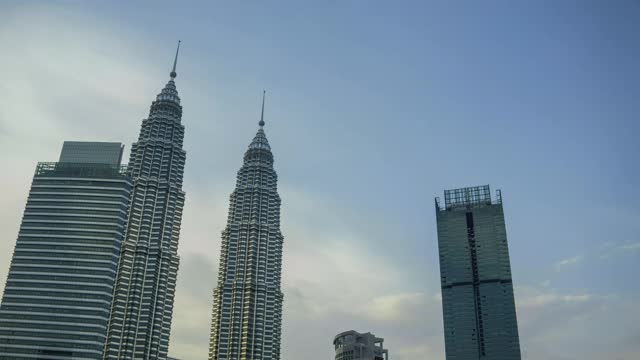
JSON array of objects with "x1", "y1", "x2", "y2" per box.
[
  {"x1": 170, "y1": 40, "x2": 181, "y2": 79},
  {"x1": 259, "y1": 90, "x2": 266, "y2": 128}
]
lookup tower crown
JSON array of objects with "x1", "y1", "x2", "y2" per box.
[
  {"x1": 155, "y1": 41, "x2": 182, "y2": 104},
  {"x1": 248, "y1": 91, "x2": 271, "y2": 151},
  {"x1": 248, "y1": 129, "x2": 271, "y2": 151}
]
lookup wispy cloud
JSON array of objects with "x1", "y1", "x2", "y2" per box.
[
  {"x1": 599, "y1": 241, "x2": 640, "y2": 259},
  {"x1": 618, "y1": 242, "x2": 640, "y2": 251},
  {"x1": 554, "y1": 255, "x2": 583, "y2": 270}
]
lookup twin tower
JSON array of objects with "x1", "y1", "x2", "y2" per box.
[{"x1": 0, "y1": 44, "x2": 284, "y2": 359}]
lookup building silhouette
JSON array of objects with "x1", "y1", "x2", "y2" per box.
[
  {"x1": 104, "y1": 42, "x2": 187, "y2": 359},
  {"x1": 435, "y1": 185, "x2": 521, "y2": 359},
  {"x1": 333, "y1": 330, "x2": 389, "y2": 360},
  {"x1": 0, "y1": 142, "x2": 132, "y2": 359},
  {"x1": 209, "y1": 92, "x2": 284, "y2": 360}
]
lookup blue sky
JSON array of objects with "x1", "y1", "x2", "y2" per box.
[{"x1": 0, "y1": 1, "x2": 639, "y2": 359}]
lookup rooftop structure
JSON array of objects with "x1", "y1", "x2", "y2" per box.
[
  {"x1": 333, "y1": 330, "x2": 389, "y2": 360},
  {"x1": 59, "y1": 141, "x2": 124, "y2": 165}
]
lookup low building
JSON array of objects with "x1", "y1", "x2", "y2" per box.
[{"x1": 333, "y1": 330, "x2": 389, "y2": 360}]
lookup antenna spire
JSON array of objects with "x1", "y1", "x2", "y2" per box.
[
  {"x1": 259, "y1": 90, "x2": 266, "y2": 128},
  {"x1": 170, "y1": 40, "x2": 181, "y2": 79}
]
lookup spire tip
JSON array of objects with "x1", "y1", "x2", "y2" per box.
[
  {"x1": 170, "y1": 40, "x2": 181, "y2": 79},
  {"x1": 259, "y1": 90, "x2": 266, "y2": 127}
]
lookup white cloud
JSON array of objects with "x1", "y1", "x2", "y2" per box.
[
  {"x1": 518, "y1": 293, "x2": 591, "y2": 308},
  {"x1": 599, "y1": 241, "x2": 640, "y2": 259},
  {"x1": 515, "y1": 285, "x2": 640, "y2": 360},
  {"x1": 363, "y1": 292, "x2": 428, "y2": 322},
  {"x1": 554, "y1": 255, "x2": 583, "y2": 270},
  {"x1": 619, "y1": 242, "x2": 640, "y2": 251}
]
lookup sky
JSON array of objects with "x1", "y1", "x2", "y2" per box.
[{"x1": 0, "y1": 1, "x2": 639, "y2": 359}]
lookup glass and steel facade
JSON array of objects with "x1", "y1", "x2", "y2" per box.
[
  {"x1": 435, "y1": 185, "x2": 521, "y2": 360},
  {"x1": 0, "y1": 150, "x2": 132, "y2": 359},
  {"x1": 59, "y1": 142, "x2": 124, "y2": 165},
  {"x1": 104, "y1": 73, "x2": 187, "y2": 359},
  {"x1": 209, "y1": 120, "x2": 284, "y2": 360}
]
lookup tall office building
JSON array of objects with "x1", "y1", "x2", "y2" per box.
[
  {"x1": 104, "y1": 43, "x2": 187, "y2": 359},
  {"x1": 435, "y1": 185, "x2": 521, "y2": 360},
  {"x1": 0, "y1": 142, "x2": 131, "y2": 359},
  {"x1": 333, "y1": 330, "x2": 389, "y2": 360},
  {"x1": 209, "y1": 93, "x2": 284, "y2": 360}
]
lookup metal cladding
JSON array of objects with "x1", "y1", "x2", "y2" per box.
[
  {"x1": 208, "y1": 115, "x2": 284, "y2": 360},
  {"x1": 435, "y1": 185, "x2": 521, "y2": 360},
  {"x1": 0, "y1": 149, "x2": 132, "y2": 359},
  {"x1": 104, "y1": 63, "x2": 187, "y2": 358}
]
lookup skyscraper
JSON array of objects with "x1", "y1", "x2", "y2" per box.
[
  {"x1": 209, "y1": 93, "x2": 284, "y2": 360},
  {"x1": 0, "y1": 142, "x2": 131, "y2": 359},
  {"x1": 104, "y1": 43, "x2": 187, "y2": 359},
  {"x1": 435, "y1": 185, "x2": 521, "y2": 360}
]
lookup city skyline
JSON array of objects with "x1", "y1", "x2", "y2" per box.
[{"x1": 0, "y1": 2, "x2": 639, "y2": 360}]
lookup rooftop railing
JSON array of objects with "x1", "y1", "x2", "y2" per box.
[{"x1": 436, "y1": 185, "x2": 502, "y2": 211}]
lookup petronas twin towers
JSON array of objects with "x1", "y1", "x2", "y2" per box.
[
  {"x1": 0, "y1": 42, "x2": 284, "y2": 360},
  {"x1": 109, "y1": 46, "x2": 284, "y2": 359}
]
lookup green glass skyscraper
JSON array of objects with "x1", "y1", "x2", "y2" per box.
[{"x1": 435, "y1": 185, "x2": 521, "y2": 360}]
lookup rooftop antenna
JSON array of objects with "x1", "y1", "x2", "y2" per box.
[
  {"x1": 259, "y1": 90, "x2": 266, "y2": 127},
  {"x1": 170, "y1": 40, "x2": 181, "y2": 79}
]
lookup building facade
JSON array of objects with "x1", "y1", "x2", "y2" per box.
[
  {"x1": 435, "y1": 185, "x2": 521, "y2": 360},
  {"x1": 209, "y1": 94, "x2": 284, "y2": 360},
  {"x1": 0, "y1": 142, "x2": 131, "y2": 359},
  {"x1": 104, "y1": 44, "x2": 187, "y2": 359},
  {"x1": 333, "y1": 330, "x2": 389, "y2": 360}
]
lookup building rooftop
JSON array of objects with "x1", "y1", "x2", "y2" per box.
[
  {"x1": 59, "y1": 141, "x2": 124, "y2": 165},
  {"x1": 436, "y1": 184, "x2": 502, "y2": 211}
]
